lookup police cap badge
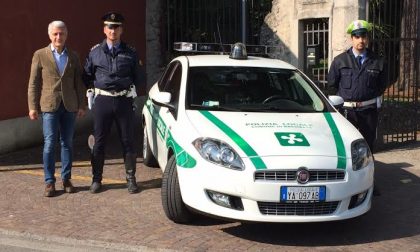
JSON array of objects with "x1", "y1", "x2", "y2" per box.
[
  {"x1": 346, "y1": 20, "x2": 372, "y2": 36},
  {"x1": 102, "y1": 12, "x2": 124, "y2": 28}
]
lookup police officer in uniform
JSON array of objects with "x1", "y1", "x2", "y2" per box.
[
  {"x1": 83, "y1": 12, "x2": 144, "y2": 193},
  {"x1": 328, "y1": 20, "x2": 386, "y2": 153}
]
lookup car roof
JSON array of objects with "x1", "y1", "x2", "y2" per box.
[{"x1": 179, "y1": 55, "x2": 297, "y2": 69}]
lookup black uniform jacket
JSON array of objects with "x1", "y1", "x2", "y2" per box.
[
  {"x1": 83, "y1": 40, "x2": 145, "y2": 93},
  {"x1": 328, "y1": 48, "x2": 386, "y2": 108}
]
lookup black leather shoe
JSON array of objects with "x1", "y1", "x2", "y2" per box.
[
  {"x1": 90, "y1": 181, "x2": 102, "y2": 193},
  {"x1": 127, "y1": 179, "x2": 139, "y2": 194},
  {"x1": 63, "y1": 180, "x2": 75, "y2": 193}
]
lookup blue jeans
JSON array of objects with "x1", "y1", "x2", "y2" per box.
[{"x1": 42, "y1": 103, "x2": 77, "y2": 184}]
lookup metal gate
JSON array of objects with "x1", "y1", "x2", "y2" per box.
[
  {"x1": 302, "y1": 18, "x2": 329, "y2": 90},
  {"x1": 165, "y1": 0, "x2": 242, "y2": 54},
  {"x1": 368, "y1": 0, "x2": 419, "y2": 149},
  {"x1": 165, "y1": 0, "x2": 272, "y2": 54}
]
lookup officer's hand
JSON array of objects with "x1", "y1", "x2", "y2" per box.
[
  {"x1": 29, "y1": 110, "x2": 38, "y2": 120},
  {"x1": 77, "y1": 108, "x2": 86, "y2": 118}
]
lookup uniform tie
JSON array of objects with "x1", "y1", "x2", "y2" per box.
[
  {"x1": 356, "y1": 55, "x2": 363, "y2": 68},
  {"x1": 111, "y1": 47, "x2": 116, "y2": 58}
]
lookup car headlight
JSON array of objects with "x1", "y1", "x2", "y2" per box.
[
  {"x1": 351, "y1": 139, "x2": 373, "y2": 171},
  {"x1": 193, "y1": 138, "x2": 245, "y2": 170}
]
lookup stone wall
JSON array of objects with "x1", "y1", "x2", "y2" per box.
[{"x1": 261, "y1": 0, "x2": 367, "y2": 68}]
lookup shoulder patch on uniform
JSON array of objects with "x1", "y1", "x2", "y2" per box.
[{"x1": 90, "y1": 44, "x2": 100, "y2": 51}]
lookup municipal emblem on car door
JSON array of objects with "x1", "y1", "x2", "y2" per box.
[{"x1": 274, "y1": 132, "x2": 310, "y2": 146}]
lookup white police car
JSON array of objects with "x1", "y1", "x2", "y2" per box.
[{"x1": 142, "y1": 43, "x2": 374, "y2": 223}]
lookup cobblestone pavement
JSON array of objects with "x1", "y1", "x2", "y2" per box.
[{"x1": 0, "y1": 131, "x2": 419, "y2": 251}]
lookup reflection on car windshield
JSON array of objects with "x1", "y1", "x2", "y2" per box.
[{"x1": 186, "y1": 67, "x2": 325, "y2": 112}]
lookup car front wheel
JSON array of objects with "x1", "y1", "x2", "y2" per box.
[{"x1": 161, "y1": 155, "x2": 192, "y2": 223}]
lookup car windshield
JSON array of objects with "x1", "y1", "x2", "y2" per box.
[{"x1": 186, "y1": 67, "x2": 327, "y2": 113}]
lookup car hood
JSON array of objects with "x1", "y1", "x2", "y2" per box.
[{"x1": 186, "y1": 110, "x2": 361, "y2": 159}]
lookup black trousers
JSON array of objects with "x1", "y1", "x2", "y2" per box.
[
  {"x1": 344, "y1": 107, "x2": 378, "y2": 152},
  {"x1": 91, "y1": 95, "x2": 136, "y2": 181}
]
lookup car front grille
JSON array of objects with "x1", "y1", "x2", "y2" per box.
[
  {"x1": 258, "y1": 201, "x2": 339, "y2": 216},
  {"x1": 254, "y1": 170, "x2": 345, "y2": 182}
]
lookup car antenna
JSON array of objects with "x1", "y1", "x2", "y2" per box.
[{"x1": 217, "y1": 18, "x2": 225, "y2": 55}]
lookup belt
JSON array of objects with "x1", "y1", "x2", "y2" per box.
[
  {"x1": 343, "y1": 98, "x2": 377, "y2": 108},
  {"x1": 94, "y1": 88, "x2": 129, "y2": 97}
]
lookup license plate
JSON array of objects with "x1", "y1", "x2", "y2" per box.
[{"x1": 280, "y1": 186, "x2": 326, "y2": 202}]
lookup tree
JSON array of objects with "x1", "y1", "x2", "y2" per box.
[{"x1": 398, "y1": 0, "x2": 418, "y2": 91}]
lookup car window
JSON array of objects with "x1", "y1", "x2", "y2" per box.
[
  {"x1": 162, "y1": 63, "x2": 182, "y2": 118},
  {"x1": 158, "y1": 61, "x2": 178, "y2": 90},
  {"x1": 186, "y1": 67, "x2": 328, "y2": 113}
]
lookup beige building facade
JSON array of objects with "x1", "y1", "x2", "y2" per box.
[{"x1": 261, "y1": 0, "x2": 367, "y2": 71}]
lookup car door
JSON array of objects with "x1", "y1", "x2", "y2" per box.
[
  {"x1": 145, "y1": 62, "x2": 177, "y2": 165},
  {"x1": 155, "y1": 61, "x2": 183, "y2": 167}
]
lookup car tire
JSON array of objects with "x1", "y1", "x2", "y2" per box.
[
  {"x1": 143, "y1": 126, "x2": 158, "y2": 167},
  {"x1": 161, "y1": 156, "x2": 192, "y2": 223}
]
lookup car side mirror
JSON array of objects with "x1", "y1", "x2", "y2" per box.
[
  {"x1": 151, "y1": 91, "x2": 175, "y2": 110},
  {"x1": 328, "y1": 95, "x2": 344, "y2": 109}
]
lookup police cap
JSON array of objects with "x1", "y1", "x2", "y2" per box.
[
  {"x1": 346, "y1": 20, "x2": 372, "y2": 36},
  {"x1": 102, "y1": 12, "x2": 124, "y2": 28}
]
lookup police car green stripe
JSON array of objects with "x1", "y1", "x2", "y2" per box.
[
  {"x1": 323, "y1": 112, "x2": 347, "y2": 169},
  {"x1": 166, "y1": 131, "x2": 196, "y2": 168},
  {"x1": 199, "y1": 110, "x2": 267, "y2": 170}
]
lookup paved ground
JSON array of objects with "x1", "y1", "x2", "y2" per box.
[{"x1": 0, "y1": 129, "x2": 419, "y2": 251}]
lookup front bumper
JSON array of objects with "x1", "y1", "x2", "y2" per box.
[{"x1": 177, "y1": 157, "x2": 374, "y2": 223}]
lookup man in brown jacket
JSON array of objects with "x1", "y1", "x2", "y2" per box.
[{"x1": 28, "y1": 20, "x2": 86, "y2": 197}]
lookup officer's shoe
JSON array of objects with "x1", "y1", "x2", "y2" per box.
[
  {"x1": 90, "y1": 181, "x2": 102, "y2": 193},
  {"x1": 127, "y1": 178, "x2": 139, "y2": 194}
]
